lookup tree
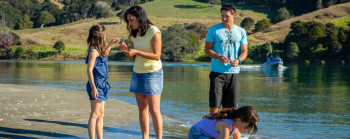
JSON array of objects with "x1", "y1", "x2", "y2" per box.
[
  {"x1": 0, "y1": 12, "x2": 13, "y2": 54},
  {"x1": 275, "y1": 7, "x2": 290, "y2": 22},
  {"x1": 15, "y1": 47, "x2": 24, "y2": 58},
  {"x1": 327, "y1": 40, "x2": 342, "y2": 59},
  {"x1": 93, "y1": 1, "x2": 114, "y2": 19},
  {"x1": 286, "y1": 42, "x2": 300, "y2": 60},
  {"x1": 316, "y1": 0, "x2": 323, "y2": 10},
  {"x1": 311, "y1": 44, "x2": 327, "y2": 59},
  {"x1": 323, "y1": 0, "x2": 335, "y2": 8},
  {"x1": 240, "y1": 17, "x2": 254, "y2": 30},
  {"x1": 15, "y1": 14, "x2": 33, "y2": 29},
  {"x1": 37, "y1": 11, "x2": 56, "y2": 28},
  {"x1": 338, "y1": 30, "x2": 347, "y2": 43},
  {"x1": 285, "y1": 21, "x2": 307, "y2": 45},
  {"x1": 253, "y1": 19, "x2": 272, "y2": 32},
  {"x1": 162, "y1": 24, "x2": 200, "y2": 61},
  {"x1": 53, "y1": 40, "x2": 65, "y2": 54},
  {"x1": 185, "y1": 22, "x2": 208, "y2": 41}
]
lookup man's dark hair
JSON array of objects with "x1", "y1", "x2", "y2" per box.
[{"x1": 221, "y1": 3, "x2": 236, "y2": 14}]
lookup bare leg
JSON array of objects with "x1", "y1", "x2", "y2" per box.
[
  {"x1": 0, "y1": 119, "x2": 3, "y2": 122},
  {"x1": 148, "y1": 94, "x2": 162, "y2": 139},
  {"x1": 135, "y1": 94, "x2": 149, "y2": 139},
  {"x1": 88, "y1": 100, "x2": 103, "y2": 139},
  {"x1": 96, "y1": 101, "x2": 105, "y2": 139},
  {"x1": 210, "y1": 107, "x2": 219, "y2": 114}
]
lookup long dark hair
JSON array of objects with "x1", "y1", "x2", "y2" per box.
[
  {"x1": 123, "y1": 5, "x2": 153, "y2": 38},
  {"x1": 203, "y1": 106, "x2": 259, "y2": 134},
  {"x1": 87, "y1": 24, "x2": 108, "y2": 57}
]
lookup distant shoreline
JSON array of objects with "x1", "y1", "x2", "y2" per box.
[{"x1": 0, "y1": 83, "x2": 140, "y2": 138}]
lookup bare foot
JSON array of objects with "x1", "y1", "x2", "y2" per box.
[{"x1": 0, "y1": 119, "x2": 3, "y2": 122}]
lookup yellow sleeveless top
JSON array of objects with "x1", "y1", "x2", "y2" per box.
[{"x1": 130, "y1": 26, "x2": 162, "y2": 73}]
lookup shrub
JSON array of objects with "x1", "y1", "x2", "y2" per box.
[
  {"x1": 94, "y1": 1, "x2": 114, "y2": 19},
  {"x1": 253, "y1": 19, "x2": 272, "y2": 32},
  {"x1": 15, "y1": 47, "x2": 24, "y2": 58},
  {"x1": 275, "y1": 7, "x2": 290, "y2": 22},
  {"x1": 162, "y1": 24, "x2": 201, "y2": 61},
  {"x1": 53, "y1": 40, "x2": 65, "y2": 54},
  {"x1": 240, "y1": 17, "x2": 255, "y2": 30}
]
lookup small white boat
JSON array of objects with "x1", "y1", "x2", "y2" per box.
[{"x1": 261, "y1": 54, "x2": 283, "y2": 70}]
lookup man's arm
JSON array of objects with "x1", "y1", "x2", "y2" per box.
[
  {"x1": 238, "y1": 44, "x2": 248, "y2": 61},
  {"x1": 231, "y1": 44, "x2": 248, "y2": 67},
  {"x1": 205, "y1": 41, "x2": 229, "y2": 64}
]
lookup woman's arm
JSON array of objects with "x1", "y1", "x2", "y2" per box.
[
  {"x1": 87, "y1": 49, "x2": 99, "y2": 99},
  {"x1": 126, "y1": 32, "x2": 162, "y2": 61}
]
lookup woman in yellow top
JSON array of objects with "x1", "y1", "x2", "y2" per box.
[{"x1": 119, "y1": 6, "x2": 163, "y2": 139}]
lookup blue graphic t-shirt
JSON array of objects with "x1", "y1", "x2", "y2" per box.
[{"x1": 206, "y1": 23, "x2": 248, "y2": 74}]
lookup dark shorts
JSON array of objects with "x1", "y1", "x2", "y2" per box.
[{"x1": 209, "y1": 72, "x2": 239, "y2": 108}]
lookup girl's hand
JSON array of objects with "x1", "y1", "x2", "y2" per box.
[
  {"x1": 92, "y1": 88, "x2": 99, "y2": 100},
  {"x1": 109, "y1": 38, "x2": 120, "y2": 45},
  {"x1": 231, "y1": 59, "x2": 239, "y2": 67},
  {"x1": 119, "y1": 42, "x2": 128, "y2": 51}
]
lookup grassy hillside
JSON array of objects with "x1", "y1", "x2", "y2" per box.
[
  {"x1": 14, "y1": 0, "x2": 350, "y2": 60},
  {"x1": 14, "y1": 0, "x2": 273, "y2": 58},
  {"x1": 331, "y1": 16, "x2": 350, "y2": 27},
  {"x1": 249, "y1": 2, "x2": 350, "y2": 47}
]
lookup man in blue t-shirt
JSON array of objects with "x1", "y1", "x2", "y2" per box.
[{"x1": 205, "y1": 3, "x2": 248, "y2": 114}]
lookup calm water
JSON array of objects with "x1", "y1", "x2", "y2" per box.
[{"x1": 0, "y1": 60, "x2": 349, "y2": 139}]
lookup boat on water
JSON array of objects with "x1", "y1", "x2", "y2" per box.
[{"x1": 261, "y1": 54, "x2": 283, "y2": 70}]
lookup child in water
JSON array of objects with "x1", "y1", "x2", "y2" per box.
[
  {"x1": 86, "y1": 24, "x2": 119, "y2": 139},
  {"x1": 188, "y1": 106, "x2": 259, "y2": 139}
]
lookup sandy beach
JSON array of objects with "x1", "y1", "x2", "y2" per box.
[{"x1": 0, "y1": 83, "x2": 140, "y2": 138}]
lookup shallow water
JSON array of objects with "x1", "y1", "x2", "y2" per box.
[{"x1": 0, "y1": 60, "x2": 349, "y2": 139}]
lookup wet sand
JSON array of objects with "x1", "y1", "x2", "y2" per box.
[{"x1": 0, "y1": 83, "x2": 140, "y2": 138}]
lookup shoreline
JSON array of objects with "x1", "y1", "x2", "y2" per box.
[{"x1": 0, "y1": 83, "x2": 140, "y2": 138}]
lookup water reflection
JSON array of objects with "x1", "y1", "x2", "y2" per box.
[{"x1": 0, "y1": 60, "x2": 349, "y2": 138}]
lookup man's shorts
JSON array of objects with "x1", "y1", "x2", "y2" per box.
[{"x1": 209, "y1": 72, "x2": 239, "y2": 108}]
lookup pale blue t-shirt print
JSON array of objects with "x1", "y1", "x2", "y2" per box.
[{"x1": 206, "y1": 23, "x2": 248, "y2": 74}]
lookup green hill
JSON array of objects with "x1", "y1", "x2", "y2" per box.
[
  {"x1": 249, "y1": 2, "x2": 350, "y2": 46},
  {"x1": 12, "y1": 0, "x2": 350, "y2": 60},
  {"x1": 13, "y1": 0, "x2": 272, "y2": 59}
]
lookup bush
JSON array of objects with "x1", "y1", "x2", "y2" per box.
[
  {"x1": 162, "y1": 24, "x2": 201, "y2": 61},
  {"x1": 275, "y1": 7, "x2": 290, "y2": 22},
  {"x1": 15, "y1": 47, "x2": 24, "y2": 58},
  {"x1": 94, "y1": 1, "x2": 114, "y2": 19},
  {"x1": 253, "y1": 19, "x2": 272, "y2": 32},
  {"x1": 53, "y1": 40, "x2": 65, "y2": 54},
  {"x1": 185, "y1": 22, "x2": 208, "y2": 41},
  {"x1": 240, "y1": 17, "x2": 254, "y2": 30},
  {"x1": 286, "y1": 42, "x2": 300, "y2": 60}
]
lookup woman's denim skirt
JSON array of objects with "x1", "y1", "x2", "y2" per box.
[{"x1": 130, "y1": 68, "x2": 163, "y2": 95}]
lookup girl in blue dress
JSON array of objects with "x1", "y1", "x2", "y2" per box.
[{"x1": 86, "y1": 24, "x2": 119, "y2": 139}]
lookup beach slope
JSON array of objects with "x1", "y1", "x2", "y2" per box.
[{"x1": 0, "y1": 83, "x2": 139, "y2": 138}]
